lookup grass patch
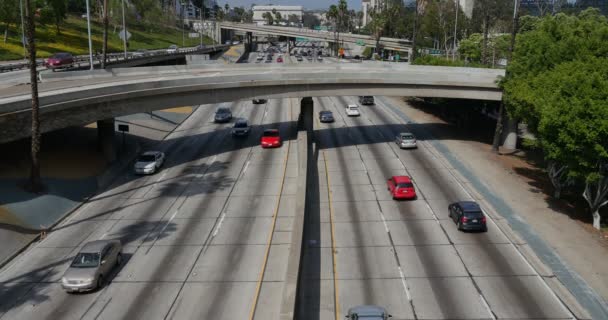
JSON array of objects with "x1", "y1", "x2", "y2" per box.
[{"x1": 1, "y1": 15, "x2": 213, "y2": 60}]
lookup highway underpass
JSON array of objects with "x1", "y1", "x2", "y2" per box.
[{"x1": 0, "y1": 49, "x2": 596, "y2": 320}]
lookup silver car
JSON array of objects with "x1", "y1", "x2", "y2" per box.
[
  {"x1": 346, "y1": 305, "x2": 392, "y2": 319},
  {"x1": 231, "y1": 118, "x2": 251, "y2": 137},
  {"x1": 395, "y1": 132, "x2": 417, "y2": 149},
  {"x1": 61, "y1": 240, "x2": 122, "y2": 292},
  {"x1": 134, "y1": 151, "x2": 165, "y2": 174}
]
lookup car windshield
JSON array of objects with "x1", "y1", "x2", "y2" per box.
[
  {"x1": 138, "y1": 155, "x2": 156, "y2": 162},
  {"x1": 71, "y1": 252, "x2": 100, "y2": 268},
  {"x1": 217, "y1": 108, "x2": 230, "y2": 114},
  {"x1": 397, "y1": 182, "x2": 414, "y2": 188},
  {"x1": 52, "y1": 53, "x2": 68, "y2": 59},
  {"x1": 465, "y1": 211, "x2": 484, "y2": 218},
  {"x1": 234, "y1": 122, "x2": 248, "y2": 128},
  {"x1": 264, "y1": 131, "x2": 279, "y2": 137}
]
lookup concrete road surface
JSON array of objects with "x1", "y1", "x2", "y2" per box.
[
  {"x1": 297, "y1": 95, "x2": 574, "y2": 320},
  {"x1": 0, "y1": 97, "x2": 299, "y2": 320}
]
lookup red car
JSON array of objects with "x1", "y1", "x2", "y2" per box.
[
  {"x1": 277, "y1": 56, "x2": 283, "y2": 63},
  {"x1": 44, "y1": 52, "x2": 74, "y2": 69},
  {"x1": 387, "y1": 176, "x2": 417, "y2": 200},
  {"x1": 260, "y1": 129, "x2": 282, "y2": 148}
]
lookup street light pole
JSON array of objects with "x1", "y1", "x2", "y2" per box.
[
  {"x1": 453, "y1": 0, "x2": 458, "y2": 61},
  {"x1": 122, "y1": 0, "x2": 128, "y2": 58},
  {"x1": 19, "y1": 0, "x2": 26, "y2": 59},
  {"x1": 85, "y1": 0, "x2": 94, "y2": 70}
]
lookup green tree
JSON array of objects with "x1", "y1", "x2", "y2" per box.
[
  {"x1": 274, "y1": 11, "x2": 282, "y2": 25},
  {"x1": 302, "y1": 12, "x2": 320, "y2": 29},
  {"x1": 1, "y1": 0, "x2": 19, "y2": 42},
  {"x1": 287, "y1": 14, "x2": 300, "y2": 26},
  {"x1": 503, "y1": 9, "x2": 608, "y2": 229},
  {"x1": 262, "y1": 12, "x2": 273, "y2": 25},
  {"x1": 471, "y1": 0, "x2": 512, "y2": 64}
]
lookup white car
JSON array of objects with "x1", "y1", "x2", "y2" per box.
[
  {"x1": 167, "y1": 45, "x2": 178, "y2": 54},
  {"x1": 134, "y1": 151, "x2": 165, "y2": 174},
  {"x1": 395, "y1": 132, "x2": 417, "y2": 149},
  {"x1": 345, "y1": 104, "x2": 361, "y2": 117}
]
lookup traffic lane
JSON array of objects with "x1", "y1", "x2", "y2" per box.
[
  {"x1": 0, "y1": 104, "x2": 228, "y2": 318},
  {"x1": 162, "y1": 99, "x2": 295, "y2": 320},
  {"x1": 0, "y1": 101, "x2": 259, "y2": 318},
  {"x1": 108, "y1": 99, "x2": 285, "y2": 320},
  {"x1": 327, "y1": 96, "x2": 494, "y2": 319},
  {"x1": 364, "y1": 97, "x2": 572, "y2": 319},
  {"x1": 310, "y1": 96, "x2": 415, "y2": 319}
]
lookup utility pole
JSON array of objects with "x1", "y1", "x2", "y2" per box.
[
  {"x1": 122, "y1": 0, "x2": 128, "y2": 58},
  {"x1": 102, "y1": 0, "x2": 108, "y2": 68},
  {"x1": 19, "y1": 0, "x2": 26, "y2": 59},
  {"x1": 85, "y1": 0, "x2": 94, "y2": 70},
  {"x1": 200, "y1": 0, "x2": 205, "y2": 48},
  {"x1": 453, "y1": 0, "x2": 459, "y2": 61}
]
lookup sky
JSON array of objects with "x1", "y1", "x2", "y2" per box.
[{"x1": 216, "y1": 0, "x2": 362, "y2": 11}]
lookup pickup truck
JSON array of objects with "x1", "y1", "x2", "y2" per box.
[{"x1": 345, "y1": 104, "x2": 360, "y2": 117}]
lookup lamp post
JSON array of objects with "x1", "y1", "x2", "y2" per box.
[
  {"x1": 85, "y1": 0, "x2": 94, "y2": 70},
  {"x1": 19, "y1": 0, "x2": 26, "y2": 59},
  {"x1": 122, "y1": 0, "x2": 128, "y2": 58},
  {"x1": 453, "y1": 0, "x2": 458, "y2": 61},
  {"x1": 200, "y1": 0, "x2": 205, "y2": 47}
]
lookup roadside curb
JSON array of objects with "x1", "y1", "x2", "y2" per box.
[{"x1": 379, "y1": 96, "x2": 606, "y2": 320}]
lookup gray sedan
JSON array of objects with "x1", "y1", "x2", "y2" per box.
[
  {"x1": 346, "y1": 305, "x2": 392, "y2": 319},
  {"x1": 61, "y1": 240, "x2": 122, "y2": 292},
  {"x1": 395, "y1": 132, "x2": 417, "y2": 149}
]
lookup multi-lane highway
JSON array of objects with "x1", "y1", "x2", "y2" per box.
[
  {"x1": 0, "y1": 42, "x2": 580, "y2": 320},
  {"x1": 0, "y1": 97, "x2": 299, "y2": 319}
]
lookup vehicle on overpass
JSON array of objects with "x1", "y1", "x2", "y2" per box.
[
  {"x1": 61, "y1": 240, "x2": 123, "y2": 293},
  {"x1": 252, "y1": 98, "x2": 267, "y2": 104},
  {"x1": 359, "y1": 96, "x2": 375, "y2": 105},
  {"x1": 395, "y1": 132, "x2": 417, "y2": 149},
  {"x1": 134, "y1": 151, "x2": 165, "y2": 174},
  {"x1": 448, "y1": 201, "x2": 488, "y2": 232},
  {"x1": 319, "y1": 110, "x2": 334, "y2": 123},
  {"x1": 214, "y1": 107, "x2": 233, "y2": 123},
  {"x1": 277, "y1": 56, "x2": 284, "y2": 63},
  {"x1": 296, "y1": 55, "x2": 303, "y2": 62},
  {"x1": 166, "y1": 45, "x2": 179, "y2": 54},
  {"x1": 44, "y1": 52, "x2": 74, "y2": 69},
  {"x1": 132, "y1": 49, "x2": 150, "y2": 57},
  {"x1": 346, "y1": 305, "x2": 392, "y2": 320},
  {"x1": 345, "y1": 104, "x2": 361, "y2": 116},
  {"x1": 231, "y1": 118, "x2": 251, "y2": 137},
  {"x1": 317, "y1": 55, "x2": 323, "y2": 61},
  {"x1": 260, "y1": 129, "x2": 282, "y2": 148},
  {"x1": 387, "y1": 176, "x2": 417, "y2": 200}
]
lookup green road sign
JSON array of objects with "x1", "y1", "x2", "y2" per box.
[
  {"x1": 314, "y1": 26, "x2": 328, "y2": 31},
  {"x1": 296, "y1": 37, "x2": 309, "y2": 41},
  {"x1": 356, "y1": 40, "x2": 365, "y2": 46}
]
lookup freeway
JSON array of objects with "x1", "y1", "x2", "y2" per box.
[
  {"x1": 0, "y1": 98, "x2": 299, "y2": 319},
  {"x1": 0, "y1": 42, "x2": 583, "y2": 320},
  {"x1": 297, "y1": 94, "x2": 573, "y2": 319}
]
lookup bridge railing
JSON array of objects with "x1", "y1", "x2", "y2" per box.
[{"x1": 0, "y1": 45, "x2": 230, "y2": 74}]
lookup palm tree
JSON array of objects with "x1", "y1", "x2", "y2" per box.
[
  {"x1": 24, "y1": 0, "x2": 43, "y2": 192},
  {"x1": 327, "y1": 5, "x2": 339, "y2": 55}
]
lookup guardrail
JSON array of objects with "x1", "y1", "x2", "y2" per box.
[{"x1": 0, "y1": 45, "x2": 229, "y2": 74}]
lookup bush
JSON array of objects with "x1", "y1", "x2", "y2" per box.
[{"x1": 412, "y1": 55, "x2": 487, "y2": 68}]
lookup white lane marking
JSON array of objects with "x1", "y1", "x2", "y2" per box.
[
  {"x1": 398, "y1": 266, "x2": 412, "y2": 302},
  {"x1": 212, "y1": 212, "x2": 227, "y2": 237},
  {"x1": 155, "y1": 210, "x2": 180, "y2": 241},
  {"x1": 242, "y1": 160, "x2": 251, "y2": 174},
  {"x1": 156, "y1": 170, "x2": 168, "y2": 183}
]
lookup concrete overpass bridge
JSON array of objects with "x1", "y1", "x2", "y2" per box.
[
  {"x1": 215, "y1": 22, "x2": 413, "y2": 54},
  {"x1": 0, "y1": 63, "x2": 505, "y2": 160}
]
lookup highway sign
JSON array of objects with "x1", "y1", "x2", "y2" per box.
[{"x1": 356, "y1": 40, "x2": 365, "y2": 46}]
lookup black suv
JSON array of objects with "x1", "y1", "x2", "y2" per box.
[
  {"x1": 448, "y1": 201, "x2": 487, "y2": 232},
  {"x1": 359, "y1": 96, "x2": 375, "y2": 105},
  {"x1": 214, "y1": 107, "x2": 232, "y2": 123}
]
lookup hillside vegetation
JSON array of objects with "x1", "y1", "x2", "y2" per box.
[{"x1": 1, "y1": 15, "x2": 213, "y2": 61}]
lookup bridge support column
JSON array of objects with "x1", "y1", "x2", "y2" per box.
[
  {"x1": 501, "y1": 116, "x2": 518, "y2": 150},
  {"x1": 97, "y1": 118, "x2": 117, "y2": 163},
  {"x1": 299, "y1": 97, "x2": 313, "y2": 135}
]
